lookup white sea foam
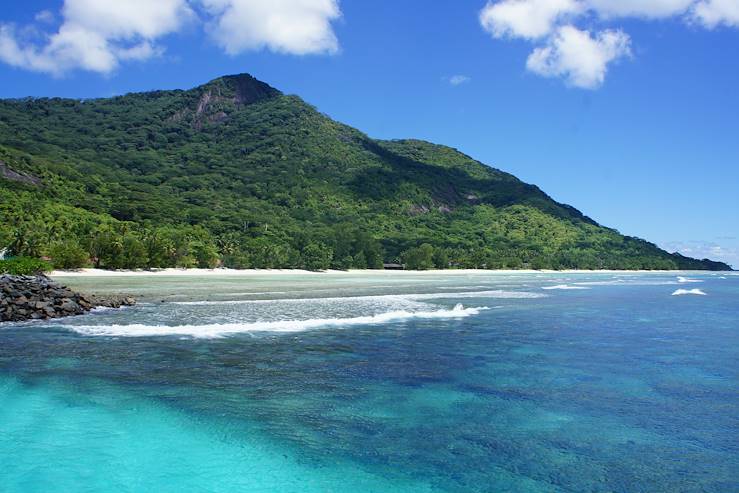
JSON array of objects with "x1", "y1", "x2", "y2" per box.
[
  {"x1": 541, "y1": 285, "x2": 589, "y2": 290},
  {"x1": 171, "y1": 289, "x2": 545, "y2": 306},
  {"x1": 410, "y1": 290, "x2": 544, "y2": 300},
  {"x1": 573, "y1": 280, "x2": 675, "y2": 287},
  {"x1": 672, "y1": 289, "x2": 707, "y2": 296},
  {"x1": 677, "y1": 276, "x2": 702, "y2": 284},
  {"x1": 62, "y1": 304, "x2": 489, "y2": 338},
  {"x1": 89, "y1": 306, "x2": 115, "y2": 312}
]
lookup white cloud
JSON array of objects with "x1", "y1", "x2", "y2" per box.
[
  {"x1": 62, "y1": 0, "x2": 193, "y2": 40},
  {"x1": 0, "y1": 0, "x2": 342, "y2": 75},
  {"x1": 200, "y1": 0, "x2": 341, "y2": 55},
  {"x1": 0, "y1": 0, "x2": 192, "y2": 75},
  {"x1": 479, "y1": 0, "x2": 583, "y2": 39},
  {"x1": 479, "y1": 0, "x2": 739, "y2": 88},
  {"x1": 447, "y1": 75, "x2": 471, "y2": 85},
  {"x1": 526, "y1": 25, "x2": 630, "y2": 88},
  {"x1": 691, "y1": 0, "x2": 739, "y2": 27}
]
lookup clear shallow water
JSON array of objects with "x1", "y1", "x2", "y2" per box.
[{"x1": 1, "y1": 271, "x2": 738, "y2": 492}]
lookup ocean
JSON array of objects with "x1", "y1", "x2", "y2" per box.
[{"x1": 1, "y1": 271, "x2": 737, "y2": 492}]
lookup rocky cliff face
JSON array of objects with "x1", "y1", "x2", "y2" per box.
[{"x1": 0, "y1": 275, "x2": 135, "y2": 322}]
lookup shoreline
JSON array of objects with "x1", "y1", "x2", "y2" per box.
[{"x1": 48, "y1": 268, "x2": 735, "y2": 278}]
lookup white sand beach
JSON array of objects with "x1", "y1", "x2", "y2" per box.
[{"x1": 48, "y1": 267, "x2": 724, "y2": 278}]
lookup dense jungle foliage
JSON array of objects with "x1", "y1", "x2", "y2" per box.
[{"x1": 0, "y1": 74, "x2": 730, "y2": 271}]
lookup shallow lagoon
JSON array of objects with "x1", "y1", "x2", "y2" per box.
[{"x1": 1, "y1": 271, "x2": 738, "y2": 492}]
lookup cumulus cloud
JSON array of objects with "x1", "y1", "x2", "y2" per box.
[
  {"x1": 526, "y1": 26, "x2": 630, "y2": 88},
  {"x1": 691, "y1": 0, "x2": 739, "y2": 27},
  {"x1": 479, "y1": 0, "x2": 583, "y2": 39},
  {"x1": 199, "y1": 0, "x2": 341, "y2": 55},
  {"x1": 480, "y1": 0, "x2": 739, "y2": 88},
  {"x1": 0, "y1": 0, "x2": 193, "y2": 75},
  {"x1": 63, "y1": 0, "x2": 193, "y2": 40},
  {"x1": 0, "y1": 0, "x2": 342, "y2": 75}
]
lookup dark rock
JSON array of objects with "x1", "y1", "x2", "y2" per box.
[
  {"x1": 0, "y1": 160, "x2": 42, "y2": 186},
  {"x1": 59, "y1": 300, "x2": 79, "y2": 312},
  {"x1": 0, "y1": 274, "x2": 136, "y2": 323}
]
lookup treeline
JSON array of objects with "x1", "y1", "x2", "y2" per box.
[
  {"x1": 400, "y1": 243, "x2": 682, "y2": 270},
  {"x1": 1, "y1": 202, "x2": 691, "y2": 272},
  {"x1": 1, "y1": 190, "x2": 728, "y2": 272},
  {"x1": 3, "y1": 215, "x2": 384, "y2": 272},
  {"x1": 1, "y1": 192, "x2": 388, "y2": 270},
  {"x1": 0, "y1": 223, "x2": 723, "y2": 272},
  {"x1": 4, "y1": 231, "x2": 686, "y2": 272}
]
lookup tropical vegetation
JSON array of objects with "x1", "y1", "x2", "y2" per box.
[{"x1": 0, "y1": 74, "x2": 730, "y2": 271}]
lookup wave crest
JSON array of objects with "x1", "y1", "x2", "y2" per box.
[
  {"x1": 541, "y1": 285, "x2": 589, "y2": 290},
  {"x1": 672, "y1": 289, "x2": 707, "y2": 296},
  {"x1": 677, "y1": 276, "x2": 702, "y2": 284},
  {"x1": 63, "y1": 304, "x2": 489, "y2": 338}
]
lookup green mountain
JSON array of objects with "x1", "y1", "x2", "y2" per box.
[{"x1": 0, "y1": 74, "x2": 730, "y2": 271}]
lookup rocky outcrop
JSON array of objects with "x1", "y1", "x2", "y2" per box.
[
  {"x1": 0, "y1": 275, "x2": 135, "y2": 322},
  {"x1": 0, "y1": 160, "x2": 42, "y2": 186},
  {"x1": 171, "y1": 74, "x2": 281, "y2": 130}
]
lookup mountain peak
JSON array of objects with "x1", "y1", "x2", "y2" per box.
[
  {"x1": 174, "y1": 73, "x2": 282, "y2": 129},
  {"x1": 199, "y1": 73, "x2": 281, "y2": 105}
]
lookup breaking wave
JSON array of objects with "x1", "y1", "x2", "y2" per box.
[
  {"x1": 62, "y1": 304, "x2": 489, "y2": 338},
  {"x1": 677, "y1": 276, "x2": 703, "y2": 284},
  {"x1": 541, "y1": 285, "x2": 589, "y2": 290},
  {"x1": 672, "y1": 289, "x2": 707, "y2": 296}
]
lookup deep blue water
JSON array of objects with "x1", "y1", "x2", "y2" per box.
[{"x1": 1, "y1": 272, "x2": 737, "y2": 492}]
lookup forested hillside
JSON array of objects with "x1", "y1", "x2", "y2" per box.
[{"x1": 0, "y1": 74, "x2": 730, "y2": 271}]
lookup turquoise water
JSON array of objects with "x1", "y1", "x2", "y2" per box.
[{"x1": 1, "y1": 271, "x2": 737, "y2": 492}]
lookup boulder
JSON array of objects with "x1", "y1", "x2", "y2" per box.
[{"x1": 0, "y1": 275, "x2": 136, "y2": 323}]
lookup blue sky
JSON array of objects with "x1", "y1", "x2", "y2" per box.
[{"x1": 1, "y1": 0, "x2": 738, "y2": 267}]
